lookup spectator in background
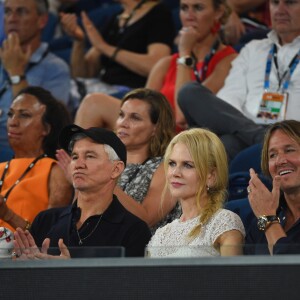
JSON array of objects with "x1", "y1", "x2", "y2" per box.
[
  {"x1": 246, "y1": 120, "x2": 300, "y2": 255},
  {"x1": 0, "y1": 86, "x2": 73, "y2": 232},
  {"x1": 57, "y1": 0, "x2": 114, "y2": 15},
  {"x1": 178, "y1": 0, "x2": 300, "y2": 160},
  {"x1": 0, "y1": 0, "x2": 71, "y2": 162},
  {"x1": 224, "y1": 0, "x2": 270, "y2": 47},
  {"x1": 60, "y1": 0, "x2": 175, "y2": 102},
  {"x1": 73, "y1": 0, "x2": 236, "y2": 131},
  {"x1": 147, "y1": 128, "x2": 245, "y2": 257}
]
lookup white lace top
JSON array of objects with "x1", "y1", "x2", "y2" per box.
[{"x1": 147, "y1": 209, "x2": 245, "y2": 257}]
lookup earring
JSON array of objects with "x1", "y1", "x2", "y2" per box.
[
  {"x1": 211, "y1": 21, "x2": 221, "y2": 35},
  {"x1": 206, "y1": 185, "x2": 210, "y2": 191}
]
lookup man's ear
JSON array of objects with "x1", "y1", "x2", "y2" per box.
[{"x1": 111, "y1": 161, "x2": 125, "y2": 179}]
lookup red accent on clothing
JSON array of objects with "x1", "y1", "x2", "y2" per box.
[{"x1": 160, "y1": 46, "x2": 237, "y2": 112}]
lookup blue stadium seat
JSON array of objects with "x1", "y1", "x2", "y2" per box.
[
  {"x1": 42, "y1": 12, "x2": 59, "y2": 43},
  {"x1": 225, "y1": 198, "x2": 255, "y2": 234},
  {"x1": 228, "y1": 144, "x2": 271, "y2": 201}
]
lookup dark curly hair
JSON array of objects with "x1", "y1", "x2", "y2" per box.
[{"x1": 14, "y1": 86, "x2": 71, "y2": 158}]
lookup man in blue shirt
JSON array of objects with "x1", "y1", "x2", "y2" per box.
[{"x1": 0, "y1": 0, "x2": 71, "y2": 161}]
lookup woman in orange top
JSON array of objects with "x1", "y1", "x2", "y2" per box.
[
  {"x1": 0, "y1": 87, "x2": 73, "y2": 231},
  {"x1": 74, "y1": 0, "x2": 237, "y2": 132}
]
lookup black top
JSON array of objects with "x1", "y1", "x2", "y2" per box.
[
  {"x1": 30, "y1": 195, "x2": 151, "y2": 257},
  {"x1": 245, "y1": 200, "x2": 300, "y2": 255},
  {"x1": 100, "y1": 3, "x2": 175, "y2": 87}
]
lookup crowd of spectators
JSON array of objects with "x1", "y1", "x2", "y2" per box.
[{"x1": 1, "y1": 0, "x2": 300, "y2": 259}]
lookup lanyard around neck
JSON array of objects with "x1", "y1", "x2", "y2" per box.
[
  {"x1": 192, "y1": 39, "x2": 220, "y2": 83},
  {"x1": 0, "y1": 154, "x2": 47, "y2": 202},
  {"x1": 264, "y1": 44, "x2": 300, "y2": 92},
  {"x1": 118, "y1": 0, "x2": 148, "y2": 34}
]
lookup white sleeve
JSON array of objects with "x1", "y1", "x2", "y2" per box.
[{"x1": 209, "y1": 209, "x2": 246, "y2": 244}]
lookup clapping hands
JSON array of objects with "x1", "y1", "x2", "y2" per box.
[{"x1": 13, "y1": 228, "x2": 70, "y2": 260}]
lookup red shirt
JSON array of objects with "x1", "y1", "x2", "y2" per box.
[{"x1": 160, "y1": 46, "x2": 237, "y2": 111}]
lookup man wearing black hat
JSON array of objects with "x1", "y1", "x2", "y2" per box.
[{"x1": 13, "y1": 125, "x2": 151, "y2": 258}]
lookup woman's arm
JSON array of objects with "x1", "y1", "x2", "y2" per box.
[
  {"x1": 146, "y1": 56, "x2": 172, "y2": 91},
  {"x1": 114, "y1": 163, "x2": 177, "y2": 227},
  {"x1": 0, "y1": 195, "x2": 32, "y2": 230},
  {"x1": 111, "y1": 43, "x2": 171, "y2": 77},
  {"x1": 48, "y1": 164, "x2": 74, "y2": 208},
  {"x1": 60, "y1": 12, "x2": 97, "y2": 77},
  {"x1": 217, "y1": 230, "x2": 245, "y2": 256},
  {"x1": 202, "y1": 53, "x2": 238, "y2": 94},
  {"x1": 174, "y1": 50, "x2": 237, "y2": 128},
  {"x1": 81, "y1": 11, "x2": 172, "y2": 77}
]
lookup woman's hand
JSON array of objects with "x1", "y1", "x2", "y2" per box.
[
  {"x1": 60, "y1": 12, "x2": 85, "y2": 41},
  {"x1": 248, "y1": 168, "x2": 281, "y2": 217},
  {"x1": 177, "y1": 26, "x2": 200, "y2": 56},
  {"x1": 56, "y1": 149, "x2": 72, "y2": 184},
  {"x1": 81, "y1": 11, "x2": 107, "y2": 52}
]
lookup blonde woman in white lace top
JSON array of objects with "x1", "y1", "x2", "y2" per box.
[{"x1": 147, "y1": 128, "x2": 245, "y2": 257}]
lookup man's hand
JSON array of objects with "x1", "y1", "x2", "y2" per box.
[
  {"x1": 248, "y1": 168, "x2": 281, "y2": 217},
  {"x1": 13, "y1": 228, "x2": 70, "y2": 260},
  {"x1": 0, "y1": 33, "x2": 31, "y2": 75}
]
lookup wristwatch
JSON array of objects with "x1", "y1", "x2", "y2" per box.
[
  {"x1": 176, "y1": 55, "x2": 195, "y2": 68},
  {"x1": 9, "y1": 75, "x2": 26, "y2": 85},
  {"x1": 257, "y1": 215, "x2": 280, "y2": 231}
]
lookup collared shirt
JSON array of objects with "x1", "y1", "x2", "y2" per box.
[
  {"x1": 30, "y1": 195, "x2": 151, "y2": 257},
  {"x1": 217, "y1": 30, "x2": 300, "y2": 123},
  {"x1": 0, "y1": 42, "x2": 71, "y2": 155},
  {"x1": 245, "y1": 202, "x2": 300, "y2": 255}
]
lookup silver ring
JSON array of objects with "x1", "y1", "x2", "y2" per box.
[
  {"x1": 247, "y1": 186, "x2": 252, "y2": 194},
  {"x1": 182, "y1": 27, "x2": 189, "y2": 32},
  {"x1": 11, "y1": 251, "x2": 20, "y2": 258}
]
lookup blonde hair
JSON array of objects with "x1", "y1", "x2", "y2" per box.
[{"x1": 164, "y1": 128, "x2": 228, "y2": 238}]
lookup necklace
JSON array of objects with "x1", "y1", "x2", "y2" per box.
[
  {"x1": 0, "y1": 154, "x2": 47, "y2": 202},
  {"x1": 192, "y1": 39, "x2": 220, "y2": 83},
  {"x1": 76, "y1": 214, "x2": 103, "y2": 246}
]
